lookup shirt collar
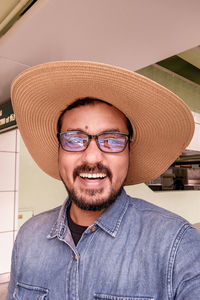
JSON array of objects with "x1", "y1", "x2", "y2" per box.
[
  {"x1": 94, "y1": 189, "x2": 129, "y2": 237},
  {"x1": 47, "y1": 198, "x2": 71, "y2": 240},
  {"x1": 47, "y1": 188, "x2": 129, "y2": 240}
]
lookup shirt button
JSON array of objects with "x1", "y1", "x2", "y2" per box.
[
  {"x1": 75, "y1": 254, "x2": 80, "y2": 261},
  {"x1": 91, "y1": 225, "x2": 97, "y2": 232}
]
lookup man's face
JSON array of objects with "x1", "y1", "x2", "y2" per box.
[{"x1": 58, "y1": 102, "x2": 130, "y2": 210}]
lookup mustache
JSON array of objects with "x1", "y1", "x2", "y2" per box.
[{"x1": 73, "y1": 163, "x2": 112, "y2": 180}]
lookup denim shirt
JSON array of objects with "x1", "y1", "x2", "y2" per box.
[{"x1": 7, "y1": 189, "x2": 200, "y2": 300}]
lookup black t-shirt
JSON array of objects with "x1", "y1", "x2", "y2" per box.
[{"x1": 67, "y1": 207, "x2": 88, "y2": 246}]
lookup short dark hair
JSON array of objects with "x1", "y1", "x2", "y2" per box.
[{"x1": 57, "y1": 97, "x2": 133, "y2": 139}]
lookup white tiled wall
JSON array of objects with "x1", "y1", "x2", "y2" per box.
[{"x1": 0, "y1": 129, "x2": 19, "y2": 282}]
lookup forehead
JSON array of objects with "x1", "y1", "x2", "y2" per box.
[{"x1": 61, "y1": 102, "x2": 128, "y2": 133}]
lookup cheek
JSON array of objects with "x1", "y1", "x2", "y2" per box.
[
  {"x1": 58, "y1": 151, "x2": 76, "y2": 180},
  {"x1": 111, "y1": 152, "x2": 130, "y2": 182}
]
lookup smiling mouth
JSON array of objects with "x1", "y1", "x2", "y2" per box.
[
  {"x1": 73, "y1": 163, "x2": 112, "y2": 181},
  {"x1": 79, "y1": 173, "x2": 107, "y2": 179}
]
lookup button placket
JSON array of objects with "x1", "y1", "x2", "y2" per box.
[{"x1": 74, "y1": 254, "x2": 80, "y2": 261}]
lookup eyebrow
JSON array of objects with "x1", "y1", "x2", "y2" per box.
[{"x1": 63, "y1": 128, "x2": 122, "y2": 134}]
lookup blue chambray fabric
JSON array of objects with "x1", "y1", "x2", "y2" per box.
[{"x1": 7, "y1": 189, "x2": 200, "y2": 300}]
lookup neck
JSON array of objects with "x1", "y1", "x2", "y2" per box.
[{"x1": 69, "y1": 202, "x2": 105, "y2": 226}]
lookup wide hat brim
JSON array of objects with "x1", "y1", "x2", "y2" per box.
[{"x1": 11, "y1": 61, "x2": 194, "y2": 185}]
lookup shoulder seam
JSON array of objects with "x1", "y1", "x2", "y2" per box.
[{"x1": 128, "y1": 198, "x2": 186, "y2": 224}]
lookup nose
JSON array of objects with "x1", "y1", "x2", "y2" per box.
[{"x1": 81, "y1": 138, "x2": 103, "y2": 164}]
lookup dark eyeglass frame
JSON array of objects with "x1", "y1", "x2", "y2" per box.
[{"x1": 57, "y1": 130, "x2": 130, "y2": 153}]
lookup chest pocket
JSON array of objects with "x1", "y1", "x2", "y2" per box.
[
  {"x1": 94, "y1": 295, "x2": 154, "y2": 300},
  {"x1": 13, "y1": 282, "x2": 49, "y2": 300}
]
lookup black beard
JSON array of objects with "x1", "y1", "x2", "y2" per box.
[
  {"x1": 67, "y1": 185, "x2": 124, "y2": 211},
  {"x1": 60, "y1": 162, "x2": 124, "y2": 211}
]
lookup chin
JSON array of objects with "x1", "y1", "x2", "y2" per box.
[{"x1": 69, "y1": 186, "x2": 123, "y2": 211}]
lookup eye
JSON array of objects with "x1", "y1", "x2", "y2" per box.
[
  {"x1": 98, "y1": 133, "x2": 126, "y2": 151},
  {"x1": 103, "y1": 138, "x2": 125, "y2": 149},
  {"x1": 68, "y1": 137, "x2": 82, "y2": 144},
  {"x1": 107, "y1": 138, "x2": 124, "y2": 145},
  {"x1": 62, "y1": 133, "x2": 89, "y2": 150},
  {"x1": 65, "y1": 136, "x2": 84, "y2": 147},
  {"x1": 60, "y1": 131, "x2": 89, "y2": 151}
]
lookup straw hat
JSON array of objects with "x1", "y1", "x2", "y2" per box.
[{"x1": 11, "y1": 61, "x2": 194, "y2": 185}]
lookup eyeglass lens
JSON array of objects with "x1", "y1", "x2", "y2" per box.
[{"x1": 60, "y1": 131, "x2": 128, "y2": 153}]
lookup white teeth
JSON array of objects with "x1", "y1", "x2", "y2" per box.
[{"x1": 79, "y1": 173, "x2": 106, "y2": 179}]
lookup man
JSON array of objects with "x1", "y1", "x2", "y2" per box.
[{"x1": 7, "y1": 61, "x2": 200, "y2": 299}]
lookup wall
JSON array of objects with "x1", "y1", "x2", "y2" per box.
[
  {"x1": 0, "y1": 129, "x2": 19, "y2": 283},
  {"x1": 19, "y1": 138, "x2": 66, "y2": 216},
  {"x1": 125, "y1": 184, "x2": 200, "y2": 224},
  {"x1": 137, "y1": 64, "x2": 200, "y2": 114}
]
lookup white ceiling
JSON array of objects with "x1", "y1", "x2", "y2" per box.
[{"x1": 1, "y1": 0, "x2": 200, "y2": 105}]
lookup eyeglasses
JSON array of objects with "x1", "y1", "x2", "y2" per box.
[{"x1": 57, "y1": 131, "x2": 130, "y2": 153}]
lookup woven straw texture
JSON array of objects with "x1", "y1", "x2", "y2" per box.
[{"x1": 11, "y1": 61, "x2": 194, "y2": 185}]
